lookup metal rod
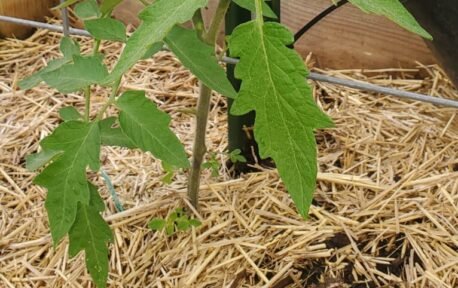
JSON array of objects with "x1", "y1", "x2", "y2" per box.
[
  {"x1": 0, "y1": 15, "x2": 90, "y2": 36},
  {"x1": 60, "y1": 0, "x2": 70, "y2": 37},
  {"x1": 0, "y1": 15, "x2": 457, "y2": 109},
  {"x1": 223, "y1": 57, "x2": 458, "y2": 108}
]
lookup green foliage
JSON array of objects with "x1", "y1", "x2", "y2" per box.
[
  {"x1": 75, "y1": 0, "x2": 100, "y2": 20},
  {"x1": 347, "y1": 0, "x2": 432, "y2": 39},
  {"x1": 105, "y1": 0, "x2": 208, "y2": 83},
  {"x1": 26, "y1": 150, "x2": 63, "y2": 172},
  {"x1": 202, "y1": 152, "x2": 219, "y2": 177},
  {"x1": 68, "y1": 184, "x2": 112, "y2": 288},
  {"x1": 228, "y1": 149, "x2": 247, "y2": 164},
  {"x1": 100, "y1": 0, "x2": 124, "y2": 15},
  {"x1": 41, "y1": 54, "x2": 108, "y2": 93},
  {"x1": 85, "y1": 18, "x2": 127, "y2": 42},
  {"x1": 19, "y1": 37, "x2": 80, "y2": 90},
  {"x1": 59, "y1": 106, "x2": 82, "y2": 121},
  {"x1": 34, "y1": 121, "x2": 101, "y2": 242},
  {"x1": 99, "y1": 117, "x2": 136, "y2": 148},
  {"x1": 233, "y1": 0, "x2": 278, "y2": 19},
  {"x1": 21, "y1": 0, "x2": 432, "y2": 287},
  {"x1": 116, "y1": 91, "x2": 190, "y2": 168},
  {"x1": 164, "y1": 25, "x2": 237, "y2": 98},
  {"x1": 148, "y1": 208, "x2": 201, "y2": 235},
  {"x1": 228, "y1": 12, "x2": 333, "y2": 217},
  {"x1": 161, "y1": 162, "x2": 175, "y2": 184}
]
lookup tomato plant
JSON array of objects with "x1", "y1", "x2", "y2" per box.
[{"x1": 20, "y1": 0, "x2": 431, "y2": 286}]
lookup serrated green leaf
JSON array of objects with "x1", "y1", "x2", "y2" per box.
[
  {"x1": 233, "y1": 0, "x2": 278, "y2": 19},
  {"x1": 88, "y1": 181, "x2": 105, "y2": 212},
  {"x1": 228, "y1": 19, "x2": 333, "y2": 218},
  {"x1": 99, "y1": 117, "x2": 136, "y2": 148},
  {"x1": 142, "y1": 42, "x2": 163, "y2": 59},
  {"x1": 26, "y1": 149, "x2": 63, "y2": 171},
  {"x1": 34, "y1": 121, "x2": 101, "y2": 243},
  {"x1": 164, "y1": 26, "x2": 237, "y2": 98},
  {"x1": 148, "y1": 218, "x2": 166, "y2": 230},
  {"x1": 105, "y1": 0, "x2": 208, "y2": 83},
  {"x1": 347, "y1": 0, "x2": 432, "y2": 39},
  {"x1": 116, "y1": 91, "x2": 189, "y2": 168},
  {"x1": 68, "y1": 202, "x2": 112, "y2": 288},
  {"x1": 85, "y1": 18, "x2": 127, "y2": 42},
  {"x1": 20, "y1": 37, "x2": 80, "y2": 90},
  {"x1": 59, "y1": 106, "x2": 82, "y2": 122},
  {"x1": 75, "y1": 0, "x2": 101, "y2": 20},
  {"x1": 41, "y1": 54, "x2": 108, "y2": 93},
  {"x1": 100, "y1": 0, "x2": 124, "y2": 15}
]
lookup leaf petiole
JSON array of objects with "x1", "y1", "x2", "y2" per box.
[
  {"x1": 96, "y1": 77, "x2": 121, "y2": 120},
  {"x1": 84, "y1": 86, "x2": 91, "y2": 122}
]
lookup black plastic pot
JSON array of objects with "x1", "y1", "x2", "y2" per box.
[{"x1": 404, "y1": 0, "x2": 458, "y2": 87}]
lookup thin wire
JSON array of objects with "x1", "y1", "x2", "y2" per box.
[
  {"x1": 60, "y1": 0, "x2": 70, "y2": 37},
  {"x1": 294, "y1": 0, "x2": 348, "y2": 42},
  {"x1": 0, "y1": 15, "x2": 457, "y2": 109},
  {"x1": 0, "y1": 15, "x2": 90, "y2": 36}
]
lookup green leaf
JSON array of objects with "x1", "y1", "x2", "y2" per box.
[
  {"x1": 161, "y1": 162, "x2": 174, "y2": 184},
  {"x1": 26, "y1": 149, "x2": 63, "y2": 171},
  {"x1": 19, "y1": 37, "x2": 80, "y2": 90},
  {"x1": 142, "y1": 42, "x2": 163, "y2": 60},
  {"x1": 148, "y1": 218, "x2": 166, "y2": 230},
  {"x1": 59, "y1": 106, "x2": 82, "y2": 122},
  {"x1": 88, "y1": 181, "x2": 105, "y2": 212},
  {"x1": 105, "y1": 0, "x2": 208, "y2": 83},
  {"x1": 189, "y1": 218, "x2": 201, "y2": 227},
  {"x1": 176, "y1": 216, "x2": 190, "y2": 231},
  {"x1": 347, "y1": 0, "x2": 432, "y2": 39},
  {"x1": 41, "y1": 54, "x2": 108, "y2": 93},
  {"x1": 99, "y1": 117, "x2": 136, "y2": 148},
  {"x1": 116, "y1": 91, "x2": 189, "y2": 168},
  {"x1": 165, "y1": 222, "x2": 175, "y2": 235},
  {"x1": 75, "y1": 0, "x2": 101, "y2": 20},
  {"x1": 60, "y1": 37, "x2": 81, "y2": 60},
  {"x1": 164, "y1": 26, "x2": 237, "y2": 98},
  {"x1": 85, "y1": 18, "x2": 127, "y2": 42},
  {"x1": 233, "y1": 0, "x2": 278, "y2": 19},
  {"x1": 34, "y1": 121, "x2": 101, "y2": 242},
  {"x1": 100, "y1": 0, "x2": 124, "y2": 15},
  {"x1": 229, "y1": 149, "x2": 246, "y2": 163},
  {"x1": 68, "y1": 202, "x2": 112, "y2": 288},
  {"x1": 228, "y1": 20, "x2": 333, "y2": 218}
]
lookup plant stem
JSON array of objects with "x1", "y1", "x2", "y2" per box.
[
  {"x1": 187, "y1": 84, "x2": 212, "y2": 207},
  {"x1": 96, "y1": 78, "x2": 121, "y2": 120},
  {"x1": 187, "y1": 0, "x2": 231, "y2": 208},
  {"x1": 205, "y1": 0, "x2": 231, "y2": 44},
  {"x1": 84, "y1": 86, "x2": 91, "y2": 122}
]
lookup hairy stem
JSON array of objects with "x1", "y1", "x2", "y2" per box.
[
  {"x1": 84, "y1": 86, "x2": 91, "y2": 122},
  {"x1": 187, "y1": 0, "x2": 231, "y2": 208}
]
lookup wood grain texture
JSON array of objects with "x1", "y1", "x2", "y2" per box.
[
  {"x1": 110, "y1": 0, "x2": 436, "y2": 69},
  {"x1": 281, "y1": 0, "x2": 435, "y2": 68},
  {"x1": 0, "y1": 0, "x2": 57, "y2": 39}
]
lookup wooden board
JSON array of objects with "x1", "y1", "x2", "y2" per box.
[
  {"x1": 112, "y1": 0, "x2": 436, "y2": 69},
  {"x1": 280, "y1": 0, "x2": 435, "y2": 68}
]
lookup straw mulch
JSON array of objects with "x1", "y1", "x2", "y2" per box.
[{"x1": 0, "y1": 30, "x2": 457, "y2": 288}]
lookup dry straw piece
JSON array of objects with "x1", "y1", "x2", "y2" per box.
[{"x1": 0, "y1": 29, "x2": 457, "y2": 288}]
